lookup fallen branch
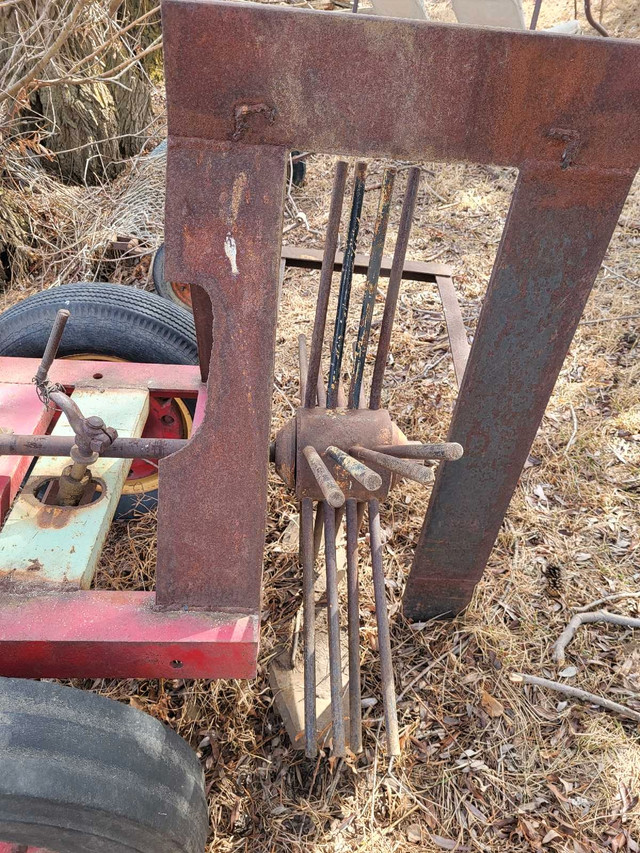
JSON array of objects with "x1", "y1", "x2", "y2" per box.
[
  {"x1": 575, "y1": 591, "x2": 640, "y2": 613},
  {"x1": 554, "y1": 610, "x2": 640, "y2": 665},
  {"x1": 511, "y1": 673, "x2": 640, "y2": 723}
]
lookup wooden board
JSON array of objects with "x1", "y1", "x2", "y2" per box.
[{"x1": 0, "y1": 388, "x2": 149, "y2": 590}]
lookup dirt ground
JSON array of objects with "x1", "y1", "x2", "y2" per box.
[{"x1": 1, "y1": 1, "x2": 639, "y2": 851}]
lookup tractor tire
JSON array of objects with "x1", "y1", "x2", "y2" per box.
[
  {"x1": 0, "y1": 283, "x2": 198, "y2": 517},
  {"x1": 0, "y1": 677, "x2": 208, "y2": 853}
]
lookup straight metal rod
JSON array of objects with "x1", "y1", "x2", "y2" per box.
[
  {"x1": 298, "y1": 334, "x2": 309, "y2": 404},
  {"x1": 351, "y1": 445, "x2": 434, "y2": 485},
  {"x1": 349, "y1": 168, "x2": 396, "y2": 409},
  {"x1": 316, "y1": 374, "x2": 327, "y2": 408},
  {"x1": 0, "y1": 434, "x2": 188, "y2": 459},
  {"x1": 327, "y1": 161, "x2": 367, "y2": 408},
  {"x1": 529, "y1": 0, "x2": 543, "y2": 29},
  {"x1": 323, "y1": 501, "x2": 346, "y2": 756},
  {"x1": 326, "y1": 445, "x2": 382, "y2": 491},
  {"x1": 369, "y1": 167, "x2": 421, "y2": 409},
  {"x1": 302, "y1": 445, "x2": 345, "y2": 507},
  {"x1": 345, "y1": 498, "x2": 362, "y2": 753},
  {"x1": 371, "y1": 442, "x2": 463, "y2": 461},
  {"x1": 301, "y1": 498, "x2": 317, "y2": 757},
  {"x1": 368, "y1": 498, "x2": 400, "y2": 756},
  {"x1": 35, "y1": 309, "x2": 70, "y2": 386},
  {"x1": 305, "y1": 161, "x2": 349, "y2": 408}
]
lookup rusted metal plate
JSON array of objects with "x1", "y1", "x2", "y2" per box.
[
  {"x1": 163, "y1": 0, "x2": 639, "y2": 171},
  {"x1": 157, "y1": 140, "x2": 287, "y2": 611},
  {"x1": 404, "y1": 163, "x2": 635, "y2": 620},
  {"x1": 0, "y1": 356, "x2": 201, "y2": 395},
  {"x1": 0, "y1": 591, "x2": 258, "y2": 679}
]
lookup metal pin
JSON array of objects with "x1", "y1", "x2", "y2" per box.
[
  {"x1": 349, "y1": 168, "x2": 396, "y2": 409},
  {"x1": 301, "y1": 497, "x2": 317, "y2": 757},
  {"x1": 351, "y1": 446, "x2": 434, "y2": 485},
  {"x1": 323, "y1": 501, "x2": 346, "y2": 756},
  {"x1": 327, "y1": 162, "x2": 367, "y2": 408},
  {"x1": 345, "y1": 498, "x2": 362, "y2": 753},
  {"x1": 305, "y1": 161, "x2": 349, "y2": 409},
  {"x1": 368, "y1": 498, "x2": 400, "y2": 756},
  {"x1": 370, "y1": 167, "x2": 421, "y2": 409},
  {"x1": 326, "y1": 445, "x2": 382, "y2": 492},
  {"x1": 34, "y1": 309, "x2": 70, "y2": 386},
  {"x1": 371, "y1": 442, "x2": 463, "y2": 461},
  {"x1": 298, "y1": 334, "x2": 308, "y2": 404},
  {"x1": 303, "y1": 446, "x2": 345, "y2": 507}
]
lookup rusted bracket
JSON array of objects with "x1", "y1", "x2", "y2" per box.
[{"x1": 161, "y1": 0, "x2": 639, "y2": 620}]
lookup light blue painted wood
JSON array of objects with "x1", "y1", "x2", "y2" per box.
[{"x1": 0, "y1": 388, "x2": 149, "y2": 589}]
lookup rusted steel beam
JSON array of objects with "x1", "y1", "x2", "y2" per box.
[
  {"x1": 404, "y1": 163, "x2": 635, "y2": 620},
  {"x1": 158, "y1": 139, "x2": 287, "y2": 612},
  {"x1": 162, "y1": 0, "x2": 639, "y2": 171},
  {"x1": 281, "y1": 245, "x2": 449, "y2": 283}
]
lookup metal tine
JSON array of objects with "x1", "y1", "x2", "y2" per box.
[
  {"x1": 337, "y1": 382, "x2": 347, "y2": 408},
  {"x1": 369, "y1": 166, "x2": 421, "y2": 410},
  {"x1": 327, "y1": 161, "x2": 367, "y2": 408},
  {"x1": 303, "y1": 446, "x2": 345, "y2": 507},
  {"x1": 35, "y1": 309, "x2": 70, "y2": 386},
  {"x1": 323, "y1": 501, "x2": 346, "y2": 756},
  {"x1": 372, "y1": 442, "x2": 463, "y2": 461},
  {"x1": 349, "y1": 168, "x2": 396, "y2": 409},
  {"x1": 305, "y1": 161, "x2": 349, "y2": 409},
  {"x1": 351, "y1": 445, "x2": 434, "y2": 485},
  {"x1": 312, "y1": 501, "x2": 345, "y2": 562},
  {"x1": 301, "y1": 497, "x2": 317, "y2": 757},
  {"x1": 317, "y1": 374, "x2": 327, "y2": 408},
  {"x1": 368, "y1": 498, "x2": 401, "y2": 756},
  {"x1": 326, "y1": 445, "x2": 382, "y2": 492},
  {"x1": 345, "y1": 498, "x2": 363, "y2": 753},
  {"x1": 298, "y1": 334, "x2": 309, "y2": 404}
]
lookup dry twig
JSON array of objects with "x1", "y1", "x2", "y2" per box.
[
  {"x1": 511, "y1": 673, "x2": 640, "y2": 723},
  {"x1": 553, "y1": 610, "x2": 640, "y2": 665}
]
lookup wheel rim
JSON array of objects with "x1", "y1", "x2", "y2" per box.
[
  {"x1": 63, "y1": 354, "x2": 192, "y2": 497},
  {"x1": 170, "y1": 281, "x2": 192, "y2": 308}
]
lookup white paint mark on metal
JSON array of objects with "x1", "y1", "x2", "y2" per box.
[{"x1": 225, "y1": 233, "x2": 239, "y2": 275}]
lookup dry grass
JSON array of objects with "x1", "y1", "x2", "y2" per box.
[{"x1": 2, "y1": 0, "x2": 639, "y2": 850}]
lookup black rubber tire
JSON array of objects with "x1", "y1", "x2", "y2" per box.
[
  {"x1": 152, "y1": 243, "x2": 184, "y2": 307},
  {"x1": 0, "y1": 677, "x2": 208, "y2": 853},
  {"x1": 0, "y1": 283, "x2": 198, "y2": 518},
  {"x1": 0, "y1": 281, "x2": 197, "y2": 364}
]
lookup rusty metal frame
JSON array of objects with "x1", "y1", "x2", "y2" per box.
[{"x1": 160, "y1": 0, "x2": 638, "y2": 621}]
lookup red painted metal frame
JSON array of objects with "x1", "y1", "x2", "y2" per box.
[
  {"x1": 0, "y1": 358, "x2": 258, "y2": 678},
  {"x1": 0, "y1": 591, "x2": 258, "y2": 679},
  {"x1": 161, "y1": 0, "x2": 638, "y2": 620},
  {"x1": 0, "y1": 384, "x2": 52, "y2": 524}
]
